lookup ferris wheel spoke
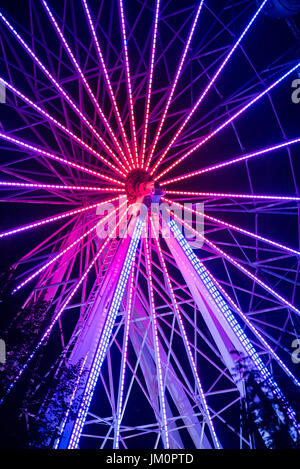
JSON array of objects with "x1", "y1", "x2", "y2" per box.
[
  {"x1": 0, "y1": 196, "x2": 119, "y2": 239},
  {"x1": 156, "y1": 60, "x2": 300, "y2": 181},
  {"x1": 41, "y1": 1, "x2": 128, "y2": 172},
  {"x1": 119, "y1": 0, "x2": 139, "y2": 167},
  {"x1": 152, "y1": 218, "x2": 222, "y2": 448},
  {"x1": 163, "y1": 136, "x2": 300, "y2": 186},
  {"x1": 0, "y1": 11, "x2": 124, "y2": 168},
  {"x1": 170, "y1": 210, "x2": 300, "y2": 317},
  {"x1": 12, "y1": 200, "x2": 124, "y2": 294},
  {"x1": 150, "y1": 0, "x2": 268, "y2": 176},
  {"x1": 81, "y1": 0, "x2": 133, "y2": 170},
  {"x1": 0, "y1": 78, "x2": 127, "y2": 178},
  {"x1": 144, "y1": 0, "x2": 204, "y2": 172},
  {"x1": 0, "y1": 180, "x2": 124, "y2": 193},
  {"x1": 0, "y1": 130, "x2": 125, "y2": 186}
]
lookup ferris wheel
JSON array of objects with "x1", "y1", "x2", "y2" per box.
[{"x1": 0, "y1": 0, "x2": 300, "y2": 449}]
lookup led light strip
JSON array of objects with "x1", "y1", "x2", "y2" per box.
[
  {"x1": 150, "y1": 0, "x2": 268, "y2": 175},
  {"x1": 169, "y1": 210, "x2": 300, "y2": 316},
  {"x1": 119, "y1": 0, "x2": 139, "y2": 167},
  {"x1": 0, "y1": 12, "x2": 122, "y2": 164},
  {"x1": 165, "y1": 190, "x2": 300, "y2": 202},
  {"x1": 0, "y1": 131, "x2": 124, "y2": 186},
  {"x1": 81, "y1": 0, "x2": 133, "y2": 170},
  {"x1": 151, "y1": 218, "x2": 220, "y2": 448},
  {"x1": 145, "y1": 0, "x2": 204, "y2": 171},
  {"x1": 2, "y1": 208, "x2": 128, "y2": 403},
  {"x1": 0, "y1": 197, "x2": 119, "y2": 239},
  {"x1": 114, "y1": 266, "x2": 135, "y2": 449},
  {"x1": 162, "y1": 197, "x2": 300, "y2": 257},
  {"x1": 12, "y1": 200, "x2": 125, "y2": 293},
  {"x1": 168, "y1": 220, "x2": 298, "y2": 428},
  {"x1": 144, "y1": 232, "x2": 169, "y2": 449},
  {"x1": 162, "y1": 136, "x2": 300, "y2": 186},
  {"x1": 141, "y1": 0, "x2": 160, "y2": 165},
  {"x1": 157, "y1": 61, "x2": 300, "y2": 181},
  {"x1": 41, "y1": 0, "x2": 127, "y2": 170},
  {"x1": 68, "y1": 217, "x2": 144, "y2": 449},
  {"x1": 1, "y1": 78, "x2": 126, "y2": 178}
]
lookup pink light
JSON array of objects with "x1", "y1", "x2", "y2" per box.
[
  {"x1": 157, "y1": 61, "x2": 300, "y2": 181},
  {"x1": 144, "y1": 231, "x2": 169, "y2": 449},
  {"x1": 162, "y1": 197, "x2": 300, "y2": 257},
  {"x1": 166, "y1": 190, "x2": 300, "y2": 201},
  {"x1": 150, "y1": 0, "x2": 268, "y2": 175},
  {"x1": 1, "y1": 78, "x2": 126, "y2": 178},
  {"x1": 0, "y1": 11, "x2": 124, "y2": 171},
  {"x1": 81, "y1": 0, "x2": 133, "y2": 170},
  {"x1": 169, "y1": 210, "x2": 300, "y2": 316},
  {"x1": 141, "y1": 0, "x2": 160, "y2": 166},
  {"x1": 151, "y1": 218, "x2": 220, "y2": 448},
  {"x1": 0, "y1": 131, "x2": 124, "y2": 186},
  {"x1": 145, "y1": 0, "x2": 204, "y2": 172},
  {"x1": 0, "y1": 197, "x2": 119, "y2": 239},
  {"x1": 41, "y1": 0, "x2": 128, "y2": 171},
  {"x1": 12, "y1": 199, "x2": 124, "y2": 293},
  {"x1": 119, "y1": 0, "x2": 139, "y2": 167},
  {"x1": 0, "y1": 181, "x2": 124, "y2": 192}
]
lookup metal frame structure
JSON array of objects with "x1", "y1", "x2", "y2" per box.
[{"x1": 0, "y1": 0, "x2": 299, "y2": 449}]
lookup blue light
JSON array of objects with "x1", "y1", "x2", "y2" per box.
[
  {"x1": 168, "y1": 220, "x2": 299, "y2": 431},
  {"x1": 67, "y1": 217, "x2": 144, "y2": 449}
]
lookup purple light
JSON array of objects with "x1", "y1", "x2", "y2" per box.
[
  {"x1": 145, "y1": 0, "x2": 204, "y2": 172},
  {"x1": 0, "y1": 180, "x2": 124, "y2": 193},
  {"x1": 165, "y1": 190, "x2": 300, "y2": 201},
  {"x1": 157, "y1": 61, "x2": 300, "y2": 181},
  {"x1": 170, "y1": 210, "x2": 300, "y2": 316},
  {"x1": 81, "y1": 0, "x2": 133, "y2": 169},
  {"x1": 0, "y1": 131, "x2": 124, "y2": 186},
  {"x1": 151, "y1": 0, "x2": 268, "y2": 175},
  {"x1": 162, "y1": 136, "x2": 300, "y2": 185},
  {"x1": 1, "y1": 77, "x2": 126, "y2": 178},
  {"x1": 0, "y1": 11, "x2": 124, "y2": 169}
]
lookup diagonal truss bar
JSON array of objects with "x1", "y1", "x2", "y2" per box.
[
  {"x1": 41, "y1": 0, "x2": 128, "y2": 169},
  {"x1": 1, "y1": 77, "x2": 126, "y2": 178},
  {"x1": 199, "y1": 263, "x2": 300, "y2": 389},
  {"x1": 157, "y1": 61, "x2": 300, "y2": 181},
  {"x1": 169, "y1": 210, "x2": 300, "y2": 316},
  {"x1": 151, "y1": 218, "x2": 220, "y2": 449},
  {"x1": 0, "y1": 131, "x2": 124, "y2": 186},
  {"x1": 165, "y1": 190, "x2": 300, "y2": 202},
  {"x1": 114, "y1": 265, "x2": 135, "y2": 449},
  {"x1": 12, "y1": 199, "x2": 126, "y2": 293},
  {"x1": 81, "y1": 0, "x2": 133, "y2": 170},
  {"x1": 141, "y1": 0, "x2": 160, "y2": 166},
  {"x1": 145, "y1": 0, "x2": 204, "y2": 171},
  {"x1": 67, "y1": 215, "x2": 144, "y2": 448},
  {"x1": 163, "y1": 197, "x2": 300, "y2": 257},
  {"x1": 0, "y1": 11, "x2": 123, "y2": 170},
  {"x1": 119, "y1": 0, "x2": 139, "y2": 167},
  {"x1": 163, "y1": 136, "x2": 300, "y2": 185},
  {"x1": 150, "y1": 0, "x2": 268, "y2": 175},
  {"x1": 168, "y1": 219, "x2": 299, "y2": 431},
  {"x1": 144, "y1": 231, "x2": 170, "y2": 449},
  {"x1": 1, "y1": 206, "x2": 129, "y2": 403},
  {"x1": 0, "y1": 196, "x2": 119, "y2": 239}
]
